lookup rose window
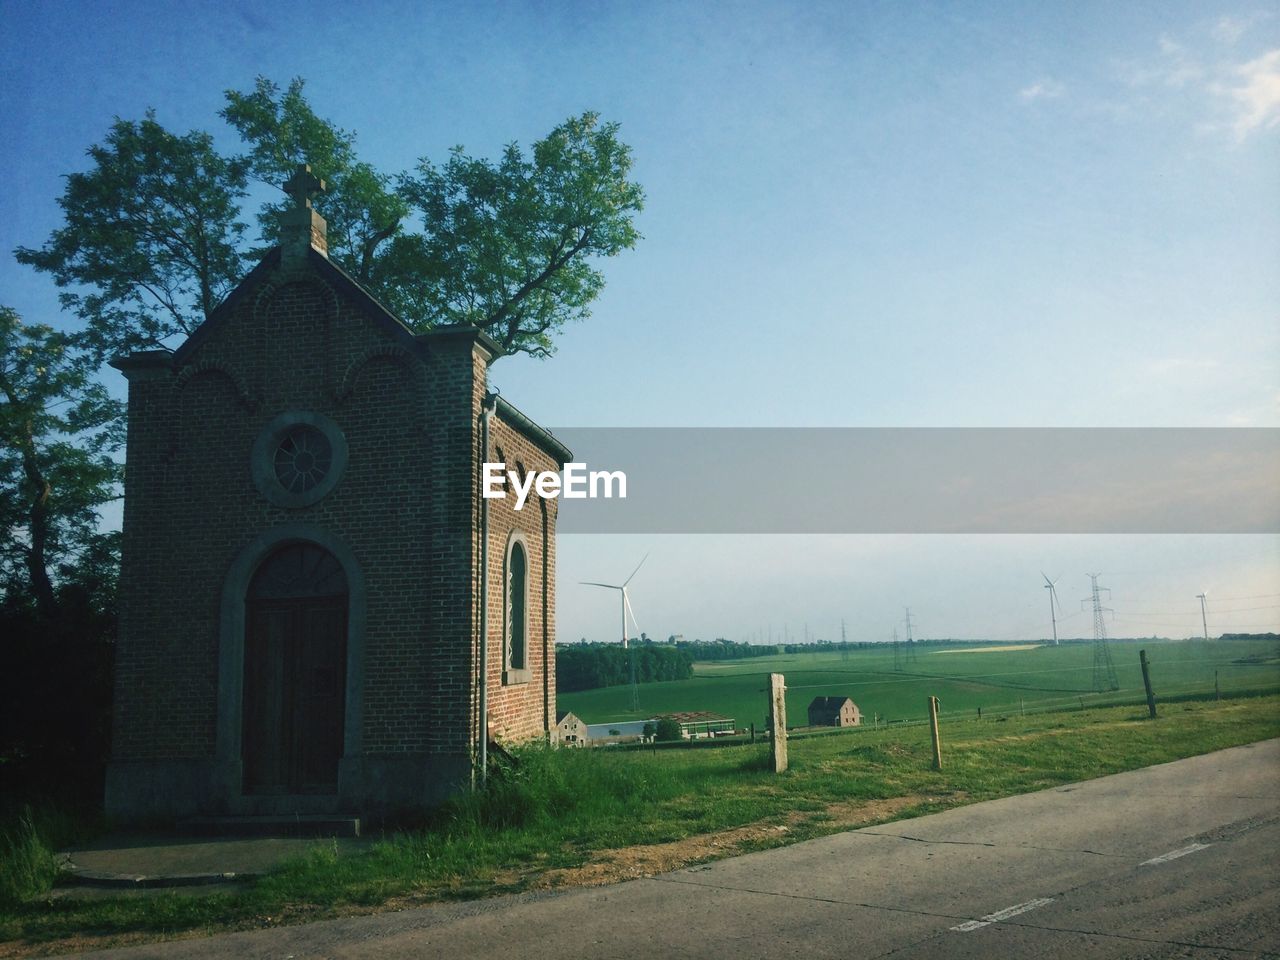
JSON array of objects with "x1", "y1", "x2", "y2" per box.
[{"x1": 273, "y1": 426, "x2": 333, "y2": 493}]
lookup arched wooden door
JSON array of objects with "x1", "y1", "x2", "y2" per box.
[{"x1": 242, "y1": 543, "x2": 348, "y2": 795}]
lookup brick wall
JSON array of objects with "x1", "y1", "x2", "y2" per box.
[{"x1": 110, "y1": 250, "x2": 560, "y2": 814}]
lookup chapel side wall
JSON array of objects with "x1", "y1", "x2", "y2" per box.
[
  {"x1": 483, "y1": 415, "x2": 559, "y2": 744},
  {"x1": 421, "y1": 333, "x2": 485, "y2": 768}
]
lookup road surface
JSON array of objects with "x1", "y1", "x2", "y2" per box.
[{"x1": 89, "y1": 738, "x2": 1280, "y2": 959}]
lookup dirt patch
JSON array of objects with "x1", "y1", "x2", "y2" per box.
[{"x1": 511, "y1": 793, "x2": 946, "y2": 891}]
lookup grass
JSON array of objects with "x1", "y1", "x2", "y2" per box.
[
  {"x1": 559, "y1": 638, "x2": 1280, "y2": 727},
  {"x1": 1, "y1": 694, "x2": 1278, "y2": 956}
]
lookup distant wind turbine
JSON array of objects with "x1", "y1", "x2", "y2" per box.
[
  {"x1": 1042, "y1": 572, "x2": 1062, "y2": 646},
  {"x1": 582, "y1": 553, "x2": 648, "y2": 649}
]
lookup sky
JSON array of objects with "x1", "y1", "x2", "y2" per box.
[{"x1": 2, "y1": 0, "x2": 1278, "y2": 642}]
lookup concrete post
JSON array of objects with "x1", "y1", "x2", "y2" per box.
[
  {"x1": 928, "y1": 696, "x2": 942, "y2": 771},
  {"x1": 1140, "y1": 649, "x2": 1157, "y2": 719},
  {"x1": 769, "y1": 673, "x2": 787, "y2": 773}
]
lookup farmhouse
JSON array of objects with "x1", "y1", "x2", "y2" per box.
[
  {"x1": 808, "y1": 696, "x2": 861, "y2": 727},
  {"x1": 105, "y1": 166, "x2": 568, "y2": 823},
  {"x1": 552, "y1": 711, "x2": 590, "y2": 747},
  {"x1": 661, "y1": 711, "x2": 736, "y2": 739}
]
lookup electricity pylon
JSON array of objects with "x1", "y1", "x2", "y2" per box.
[{"x1": 1084, "y1": 574, "x2": 1119, "y2": 692}]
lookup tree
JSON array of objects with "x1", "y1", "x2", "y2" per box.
[
  {"x1": 14, "y1": 115, "x2": 250, "y2": 361},
  {"x1": 18, "y1": 77, "x2": 644, "y2": 361},
  {"x1": 391, "y1": 111, "x2": 644, "y2": 356},
  {"x1": 654, "y1": 717, "x2": 683, "y2": 742},
  {"x1": 220, "y1": 77, "x2": 408, "y2": 284},
  {"x1": 0, "y1": 308, "x2": 122, "y2": 613},
  {"x1": 642, "y1": 721, "x2": 656, "y2": 741}
]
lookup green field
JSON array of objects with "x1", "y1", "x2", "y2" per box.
[{"x1": 559, "y1": 638, "x2": 1280, "y2": 727}]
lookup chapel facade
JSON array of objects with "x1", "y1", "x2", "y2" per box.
[{"x1": 105, "y1": 168, "x2": 566, "y2": 822}]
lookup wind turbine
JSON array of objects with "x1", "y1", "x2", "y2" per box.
[
  {"x1": 582, "y1": 554, "x2": 647, "y2": 649},
  {"x1": 1042, "y1": 572, "x2": 1062, "y2": 646}
]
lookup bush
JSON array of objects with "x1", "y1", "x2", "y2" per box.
[{"x1": 0, "y1": 584, "x2": 116, "y2": 804}]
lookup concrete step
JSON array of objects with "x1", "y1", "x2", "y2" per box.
[
  {"x1": 58, "y1": 834, "x2": 370, "y2": 891},
  {"x1": 179, "y1": 814, "x2": 362, "y2": 838}
]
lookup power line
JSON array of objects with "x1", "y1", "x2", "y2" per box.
[
  {"x1": 1115, "y1": 604, "x2": 1280, "y2": 615},
  {"x1": 1187, "y1": 592, "x2": 1280, "y2": 602}
]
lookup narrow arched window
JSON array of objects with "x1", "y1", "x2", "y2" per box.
[{"x1": 506, "y1": 538, "x2": 528, "y2": 676}]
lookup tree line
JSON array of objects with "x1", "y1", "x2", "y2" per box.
[{"x1": 556, "y1": 644, "x2": 694, "y2": 692}]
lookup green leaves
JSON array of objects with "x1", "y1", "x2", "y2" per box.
[
  {"x1": 14, "y1": 114, "x2": 249, "y2": 361},
  {"x1": 221, "y1": 77, "x2": 408, "y2": 282},
  {"x1": 392, "y1": 112, "x2": 643, "y2": 356},
  {"x1": 16, "y1": 77, "x2": 644, "y2": 360},
  {"x1": 0, "y1": 308, "x2": 122, "y2": 609}
]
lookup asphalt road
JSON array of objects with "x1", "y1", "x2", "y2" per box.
[{"x1": 89, "y1": 738, "x2": 1280, "y2": 959}]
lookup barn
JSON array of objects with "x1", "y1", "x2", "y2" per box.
[
  {"x1": 807, "y1": 696, "x2": 862, "y2": 727},
  {"x1": 552, "y1": 711, "x2": 590, "y2": 747}
]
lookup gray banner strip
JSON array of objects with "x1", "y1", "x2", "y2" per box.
[{"x1": 517, "y1": 428, "x2": 1280, "y2": 534}]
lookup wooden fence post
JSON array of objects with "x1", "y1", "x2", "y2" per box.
[
  {"x1": 928, "y1": 695, "x2": 942, "y2": 771},
  {"x1": 769, "y1": 673, "x2": 788, "y2": 773},
  {"x1": 1140, "y1": 649, "x2": 1157, "y2": 718}
]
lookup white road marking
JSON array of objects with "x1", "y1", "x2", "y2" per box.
[
  {"x1": 950, "y1": 897, "x2": 1055, "y2": 932},
  {"x1": 1140, "y1": 842, "x2": 1210, "y2": 866}
]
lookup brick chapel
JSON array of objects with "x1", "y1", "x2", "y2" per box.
[{"x1": 105, "y1": 167, "x2": 567, "y2": 822}]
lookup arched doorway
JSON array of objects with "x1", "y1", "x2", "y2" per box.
[{"x1": 242, "y1": 542, "x2": 348, "y2": 795}]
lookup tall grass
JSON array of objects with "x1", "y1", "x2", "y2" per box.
[
  {"x1": 252, "y1": 742, "x2": 777, "y2": 910},
  {"x1": 0, "y1": 808, "x2": 59, "y2": 905},
  {"x1": 452, "y1": 745, "x2": 694, "y2": 831}
]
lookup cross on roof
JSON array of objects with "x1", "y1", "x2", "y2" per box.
[{"x1": 283, "y1": 163, "x2": 326, "y2": 209}]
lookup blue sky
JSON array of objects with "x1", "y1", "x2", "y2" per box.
[{"x1": 2, "y1": 0, "x2": 1277, "y2": 641}]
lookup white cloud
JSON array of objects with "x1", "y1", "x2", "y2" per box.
[
  {"x1": 1212, "y1": 16, "x2": 1249, "y2": 44},
  {"x1": 1211, "y1": 12, "x2": 1271, "y2": 45},
  {"x1": 1225, "y1": 48, "x2": 1280, "y2": 137},
  {"x1": 1123, "y1": 35, "x2": 1205, "y2": 89},
  {"x1": 1019, "y1": 78, "x2": 1065, "y2": 102},
  {"x1": 1140, "y1": 356, "x2": 1221, "y2": 378},
  {"x1": 1121, "y1": 30, "x2": 1280, "y2": 141}
]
